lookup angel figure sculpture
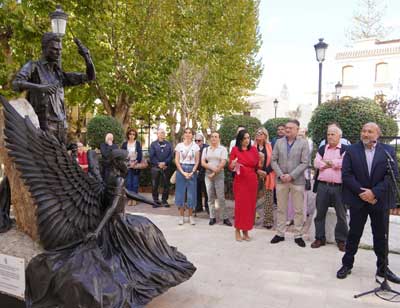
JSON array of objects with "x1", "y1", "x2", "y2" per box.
[{"x1": 1, "y1": 96, "x2": 196, "y2": 308}]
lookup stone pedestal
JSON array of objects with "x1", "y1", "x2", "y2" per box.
[{"x1": 307, "y1": 207, "x2": 400, "y2": 253}]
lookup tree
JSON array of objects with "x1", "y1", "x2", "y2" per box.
[
  {"x1": 308, "y1": 98, "x2": 398, "y2": 145},
  {"x1": 1, "y1": 0, "x2": 262, "y2": 137},
  {"x1": 347, "y1": 0, "x2": 392, "y2": 40}
]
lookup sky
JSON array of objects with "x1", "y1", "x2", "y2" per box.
[{"x1": 256, "y1": 0, "x2": 400, "y2": 105}]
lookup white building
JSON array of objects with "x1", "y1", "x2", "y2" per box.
[{"x1": 334, "y1": 38, "x2": 400, "y2": 102}]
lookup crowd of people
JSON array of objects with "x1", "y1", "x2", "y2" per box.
[{"x1": 75, "y1": 119, "x2": 399, "y2": 283}]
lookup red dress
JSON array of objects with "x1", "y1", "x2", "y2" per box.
[{"x1": 229, "y1": 146, "x2": 259, "y2": 231}]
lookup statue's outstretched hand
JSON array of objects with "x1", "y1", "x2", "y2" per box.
[{"x1": 74, "y1": 38, "x2": 90, "y2": 57}]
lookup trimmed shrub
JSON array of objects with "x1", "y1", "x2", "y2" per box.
[
  {"x1": 308, "y1": 98, "x2": 398, "y2": 145},
  {"x1": 263, "y1": 117, "x2": 290, "y2": 140},
  {"x1": 86, "y1": 115, "x2": 124, "y2": 149},
  {"x1": 218, "y1": 115, "x2": 261, "y2": 147}
]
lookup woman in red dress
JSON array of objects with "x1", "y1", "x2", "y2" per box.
[{"x1": 229, "y1": 130, "x2": 259, "y2": 241}]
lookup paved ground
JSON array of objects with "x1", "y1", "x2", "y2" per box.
[
  {"x1": 1, "y1": 193, "x2": 400, "y2": 307},
  {"x1": 126, "y1": 195, "x2": 400, "y2": 308}
]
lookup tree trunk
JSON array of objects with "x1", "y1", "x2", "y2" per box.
[{"x1": 0, "y1": 109, "x2": 38, "y2": 240}]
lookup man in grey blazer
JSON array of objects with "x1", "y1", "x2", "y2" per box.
[{"x1": 271, "y1": 119, "x2": 310, "y2": 247}]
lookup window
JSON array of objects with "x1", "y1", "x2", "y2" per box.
[
  {"x1": 342, "y1": 65, "x2": 354, "y2": 86},
  {"x1": 375, "y1": 62, "x2": 389, "y2": 83}
]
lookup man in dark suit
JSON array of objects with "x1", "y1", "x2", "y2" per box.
[{"x1": 337, "y1": 122, "x2": 400, "y2": 283}]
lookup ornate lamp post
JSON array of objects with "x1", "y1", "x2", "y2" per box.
[
  {"x1": 335, "y1": 81, "x2": 342, "y2": 101},
  {"x1": 50, "y1": 5, "x2": 68, "y2": 37},
  {"x1": 273, "y1": 98, "x2": 279, "y2": 119},
  {"x1": 314, "y1": 38, "x2": 328, "y2": 105}
]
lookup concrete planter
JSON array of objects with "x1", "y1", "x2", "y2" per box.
[{"x1": 307, "y1": 207, "x2": 400, "y2": 253}]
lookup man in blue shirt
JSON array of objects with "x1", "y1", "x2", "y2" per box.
[{"x1": 149, "y1": 128, "x2": 173, "y2": 207}]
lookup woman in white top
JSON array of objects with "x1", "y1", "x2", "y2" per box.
[{"x1": 175, "y1": 128, "x2": 200, "y2": 225}]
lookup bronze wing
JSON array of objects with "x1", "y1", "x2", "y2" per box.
[{"x1": 1, "y1": 96, "x2": 103, "y2": 250}]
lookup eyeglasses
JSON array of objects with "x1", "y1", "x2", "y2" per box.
[{"x1": 195, "y1": 139, "x2": 202, "y2": 142}]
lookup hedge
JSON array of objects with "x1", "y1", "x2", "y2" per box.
[
  {"x1": 218, "y1": 115, "x2": 261, "y2": 147},
  {"x1": 308, "y1": 98, "x2": 398, "y2": 145},
  {"x1": 86, "y1": 115, "x2": 125, "y2": 149},
  {"x1": 263, "y1": 117, "x2": 290, "y2": 140}
]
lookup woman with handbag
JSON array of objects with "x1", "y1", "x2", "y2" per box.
[
  {"x1": 121, "y1": 128, "x2": 144, "y2": 206},
  {"x1": 175, "y1": 128, "x2": 200, "y2": 225},
  {"x1": 254, "y1": 127, "x2": 275, "y2": 229}
]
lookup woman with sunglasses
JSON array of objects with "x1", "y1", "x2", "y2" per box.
[
  {"x1": 121, "y1": 128, "x2": 143, "y2": 206},
  {"x1": 254, "y1": 127, "x2": 275, "y2": 229}
]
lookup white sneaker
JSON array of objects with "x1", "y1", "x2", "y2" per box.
[
  {"x1": 178, "y1": 217, "x2": 184, "y2": 225},
  {"x1": 189, "y1": 216, "x2": 195, "y2": 225}
]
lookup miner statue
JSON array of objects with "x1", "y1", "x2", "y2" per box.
[{"x1": 12, "y1": 32, "x2": 95, "y2": 144}]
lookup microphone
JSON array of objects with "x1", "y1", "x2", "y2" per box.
[{"x1": 384, "y1": 149, "x2": 395, "y2": 164}]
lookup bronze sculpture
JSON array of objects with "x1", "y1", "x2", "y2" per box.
[
  {"x1": 12, "y1": 32, "x2": 95, "y2": 144},
  {"x1": 1, "y1": 96, "x2": 196, "y2": 307}
]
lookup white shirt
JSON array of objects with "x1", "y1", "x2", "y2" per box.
[
  {"x1": 364, "y1": 145, "x2": 376, "y2": 176},
  {"x1": 127, "y1": 142, "x2": 137, "y2": 162},
  {"x1": 203, "y1": 145, "x2": 227, "y2": 172},
  {"x1": 175, "y1": 142, "x2": 200, "y2": 164}
]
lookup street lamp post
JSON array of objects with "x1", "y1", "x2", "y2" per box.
[
  {"x1": 273, "y1": 99, "x2": 279, "y2": 119},
  {"x1": 335, "y1": 81, "x2": 342, "y2": 101},
  {"x1": 314, "y1": 38, "x2": 328, "y2": 106}
]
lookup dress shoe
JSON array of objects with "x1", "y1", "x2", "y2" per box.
[
  {"x1": 336, "y1": 265, "x2": 352, "y2": 279},
  {"x1": 337, "y1": 241, "x2": 346, "y2": 252},
  {"x1": 209, "y1": 218, "x2": 216, "y2": 225},
  {"x1": 162, "y1": 202, "x2": 170, "y2": 208},
  {"x1": 295, "y1": 238, "x2": 306, "y2": 247},
  {"x1": 311, "y1": 239, "x2": 326, "y2": 249},
  {"x1": 270, "y1": 235, "x2": 285, "y2": 244},
  {"x1": 223, "y1": 219, "x2": 232, "y2": 227},
  {"x1": 152, "y1": 203, "x2": 161, "y2": 208},
  {"x1": 377, "y1": 267, "x2": 400, "y2": 284}
]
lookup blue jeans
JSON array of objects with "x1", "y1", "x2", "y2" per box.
[
  {"x1": 125, "y1": 169, "x2": 140, "y2": 193},
  {"x1": 175, "y1": 164, "x2": 197, "y2": 208}
]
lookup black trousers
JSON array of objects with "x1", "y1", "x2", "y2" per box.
[
  {"x1": 342, "y1": 204, "x2": 386, "y2": 270},
  {"x1": 196, "y1": 172, "x2": 208, "y2": 211},
  {"x1": 151, "y1": 167, "x2": 170, "y2": 203}
]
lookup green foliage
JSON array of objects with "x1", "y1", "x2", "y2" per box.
[
  {"x1": 263, "y1": 117, "x2": 290, "y2": 140},
  {"x1": 308, "y1": 98, "x2": 398, "y2": 144},
  {"x1": 86, "y1": 115, "x2": 124, "y2": 149},
  {"x1": 218, "y1": 115, "x2": 261, "y2": 147},
  {"x1": 0, "y1": 0, "x2": 262, "y2": 135}
]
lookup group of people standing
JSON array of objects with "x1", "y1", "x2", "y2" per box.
[{"x1": 77, "y1": 117, "x2": 399, "y2": 283}]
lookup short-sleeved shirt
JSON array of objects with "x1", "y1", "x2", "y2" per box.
[
  {"x1": 175, "y1": 142, "x2": 200, "y2": 164},
  {"x1": 203, "y1": 145, "x2": 228, "y2": 173}
]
